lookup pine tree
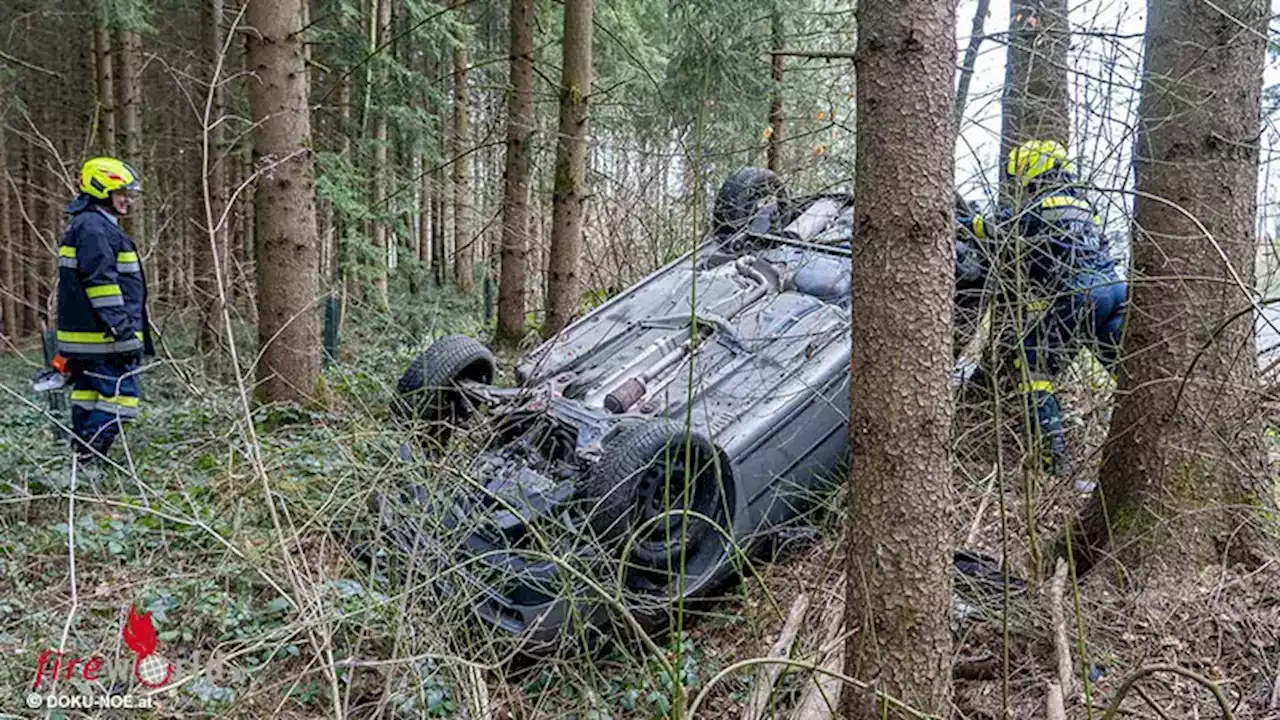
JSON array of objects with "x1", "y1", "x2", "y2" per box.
[
  {"x1": 842, "y1": 0, "x2": 956, "y2": 715},
  {"x1": 766, "y1": 7, "x2": 784, "y2": 173},
  {"x1": 544, "y1": 0, "x2": 593, "y2": 335},
  {"x1": 246, "y1": 0, "x2": 322, "y2": 404},
  {"x1": 1001, "y1": 0, "x2": 1070, "y2": 162},
  {"x1": 453, "y1": 39, "x2": 475, "y2": 294},
  {"x1": 197, "y1": 0, "x2": 229, "y2": 360},
  {"x1": 496, "y1": 0, "x2": 535, "y2": 345},
  {"x1": 91, "y1": 3, "x2": 116, "y2": 154},
  {"x1": 115, "y1": 26, "x2": 145, "y2": 244},
  {"x1": 1079, "y1": 0, "x2": 1275, "y2": 576},
  {"x1": 371, "y1": 0, "x2": 392, "y2": 308},
  {"x1": 0, "y1": 96, "x2": 13, "y2": 342}
]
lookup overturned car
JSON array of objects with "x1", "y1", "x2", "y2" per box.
[{"x1": 375, "y1": 168, "x2": 995, "y2": 650}]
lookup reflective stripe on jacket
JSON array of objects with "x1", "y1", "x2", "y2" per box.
[{"x1": 56, "y1": 195, "x2": 152, "y2": 358}]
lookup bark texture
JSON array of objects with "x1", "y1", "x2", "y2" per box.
[
  {"x1": 418, "y1": 49, "x2": 435, "y2": 274},
  {"x1": 337, "y1": 68, "x2": 352, "y2": 286},
  {"x1": 767, "y1": 9, "x2": 784, "y2": 173},
  {"x1": 1081, "y1": 0, "x2": 1273, "y2": 575},
  {"x1": 246, "y1": 0, "x2": 321, "y2": 404},
  {"x1": 0, "y1": 104, "x2": 13, "y2": 342},
  {"x1": 371, "y1": 0, "x2": 392, "y2": 307},
  {"x1": 842, "y1": 0, "x2": 956, "y2": 716},
  {"x1": 496, "y1": 0, "x2": 535, "y2": 345},
  {"x1": 20, "y1": 140, "x2": 38, "y2": 333},
  {"x1": 544, "y1": 0, "x2": 593, "y2": 335},
  {"x1": 198, "y1": 0, "x2": 229, "y2": 359},
  {"x1": 418, "y1": 154, "x2": 432, "y2": 268},
  {"x1": 453, "y1": 42, "x2": 475, "y2": 293},
  {"x1": 115, "y1": 27, "x2": 145, "y2": 244},
  {"x1": 1001, "y1": 0, "x2": 1070, "y2": 169},
  {"x1": 92, "y1": 20, "x2": 116, "y2": 154}
]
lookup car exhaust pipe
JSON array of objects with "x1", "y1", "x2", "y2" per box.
[{"x1": 604, "y1": 377, "x2": 647, "y2": 413}]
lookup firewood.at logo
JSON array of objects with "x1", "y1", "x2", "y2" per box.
[{"x1": 32, "y1": 607, "x2": 177, "y2": 691}]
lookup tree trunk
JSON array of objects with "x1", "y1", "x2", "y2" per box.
[
  {"x1": 92, "y1": 18, "x2": 116, "y2": 154},
  {"x1": 0, "y1": 103, "x2": 13, "y2": 343},
  {"x1": 41, "y1": 151, "x2": 58, "y2": 328},
  {"x1": 954, "y1": 0, "x2": 992, "y2": 127},
  {"x1": 246, "y1": 0, "x2": 321, "y2": 405},
  {"x1": 1001, "y1": 0, "x2": 1069, "y2": 195},
  {"x1": 1079, "y1": 0, "x2": 1274, "y2": 576},
  {"x1": 766, "y1": 8, "x2": 784, "y2": 173},
  {"x1": 115, "y1": 27, "x2": 145, "y2": 246},
  {"x1": 198, "y1": 0, "x2": 229, "y2": 360},
  {"x1": 435, "y1": 166, "x2": 448, "y2": 284},
  {"x1": 237, "y1": 141, "x2": 256, "y2": 314},
  {"x1": 336, "y1": 67, "x2": 352, "y2": 287},
  {"x1": 20, "y1": 140, "x2": 39, "y2": 335},
  {"x1": 841, "y1": 0, "x2": 956, "y2": 716},
  {"x1": 233, "y1": 141, "x2": 248, "y2": 303},
  {"x1": 418, "y1": 155, "x2": 432, "y2": 270},
  {"x1": 371, "y1": 0, "x2": 392, "y2": 308},
  {"x1": 544, "y1": 0, "x2": 593, "y2": 336},
  {"x1": 496, "y1": 0, "x2": 535, "y2": 345},
  {"x1": 452, "y1": 42, "x2": 474, "y2": 294},
  {"x1": 437, "y1": 97, "x2": 452, "y2": 287}
]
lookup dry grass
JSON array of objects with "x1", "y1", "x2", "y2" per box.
[{"x1": 2, "y1": 292, "x2": 1279, "y2": 719}]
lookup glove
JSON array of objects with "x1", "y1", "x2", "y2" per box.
[{"x1": 108, "y1": 324, "x2": 137, "y2": 343}]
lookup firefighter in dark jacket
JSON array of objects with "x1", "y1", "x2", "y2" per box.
[
  {"x1": 57, "y1": 156, "x2": 152, "y2": 466},
  {"x1": 957, "y1": 140, "x2": 1127, "y2": 487}
]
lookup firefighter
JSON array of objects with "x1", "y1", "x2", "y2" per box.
[
  {"x1": 56, "y1": 157, "x2": 152, "y2": 471},
  {"x1": 958, "y1": 140, "x2": 1127, "y2": 488}
]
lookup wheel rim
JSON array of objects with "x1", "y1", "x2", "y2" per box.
[{"x1": 630, "y1": 443, "x2": 721, "y2": 573}]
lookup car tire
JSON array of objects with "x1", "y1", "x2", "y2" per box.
[
  {"x1": 712, "y1": 167, "x2": 787, "y2": 236},
  {"x1": 393, "y1": 335, "x2": 496, "y2": 443},
  {"x1": 580, "y1": 421, "x2": 728, "y2": 555}
]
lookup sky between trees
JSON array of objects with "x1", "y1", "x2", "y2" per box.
[{"x1": 956, "y1": 0, "x2": 1280, "y2": 241}]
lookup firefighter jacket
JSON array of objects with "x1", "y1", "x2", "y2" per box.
[
  {"x1": 56, "y1": 195, "x2": 153, "y2": 358},
  {"x1": 958, "y1": 170, "x2": 1117, "y2": 285}
]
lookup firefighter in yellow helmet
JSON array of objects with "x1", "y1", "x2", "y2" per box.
[
  {"x1": 957, "y1": 140, "x2": 1127, "y2": 491},
  {"x1": 55, "y1": 157, "x2": 152, "y2": 472}
]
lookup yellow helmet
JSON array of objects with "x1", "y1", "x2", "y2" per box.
[
  {"x1": 79, "y1": 156, "x2": 142, "y2": 200},
  {"x1": 1005, "y1": 140, "x2": 1073, "y2": 185}
]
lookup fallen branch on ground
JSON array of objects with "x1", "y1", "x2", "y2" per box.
[
  {"x1": 741, "y1": 592, "x2": 811, "y2": 720},
  {"x1": 790, "y1": 587, "x2": 845, "y2": 720}
]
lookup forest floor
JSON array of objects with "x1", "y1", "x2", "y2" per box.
[{"x1": 1, "y1": 294, "x2": 1279, "y2": 719}]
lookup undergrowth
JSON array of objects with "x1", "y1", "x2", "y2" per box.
[
  {"x1": 0, "y1": 287, "x2": 795, "y2": 720},
  {"x1": 2, "y1": 284, "x2": 1278, "y2": 720}
]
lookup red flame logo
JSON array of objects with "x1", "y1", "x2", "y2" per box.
[
  {"x1": 123, "y1": 608, "x2": 173, "y2": 688},
  {"x1": 123, "y1": 608, "x2": 158, "y2": 657}
]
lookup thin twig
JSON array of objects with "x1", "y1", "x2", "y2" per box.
[
  {"x1": 56, "y1": 455, "x2": 80, "y2": 674},
  {"x1": 953, "y1": 0, "x2": 992, "y2": 127},
  {"x1": 687, "y1": 657, "x2": 935, "y2": 720},
  {"x1": 768, "y1": 49, "x2": 857, "y2": 59},
  {"x1": 1099, "y1": 664, "x2": 1234, "y2": 720},
  {"x1": 0, "y1": 47, "x2": 61, "y2": 77}
]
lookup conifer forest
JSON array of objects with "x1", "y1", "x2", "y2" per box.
[{"x1": 3, "y1": 0, "x2": 1280, "y2": 718}]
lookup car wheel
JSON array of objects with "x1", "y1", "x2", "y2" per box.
[
  {"x1": 712, "y1": 167, "x2": 787, "y2": 236},
  {"x1": 580, "y1": 421, "x2": 730, "y2": 564},
  {"x1": 393, "y1": 335, "x2": 496, "y2": 444}
]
